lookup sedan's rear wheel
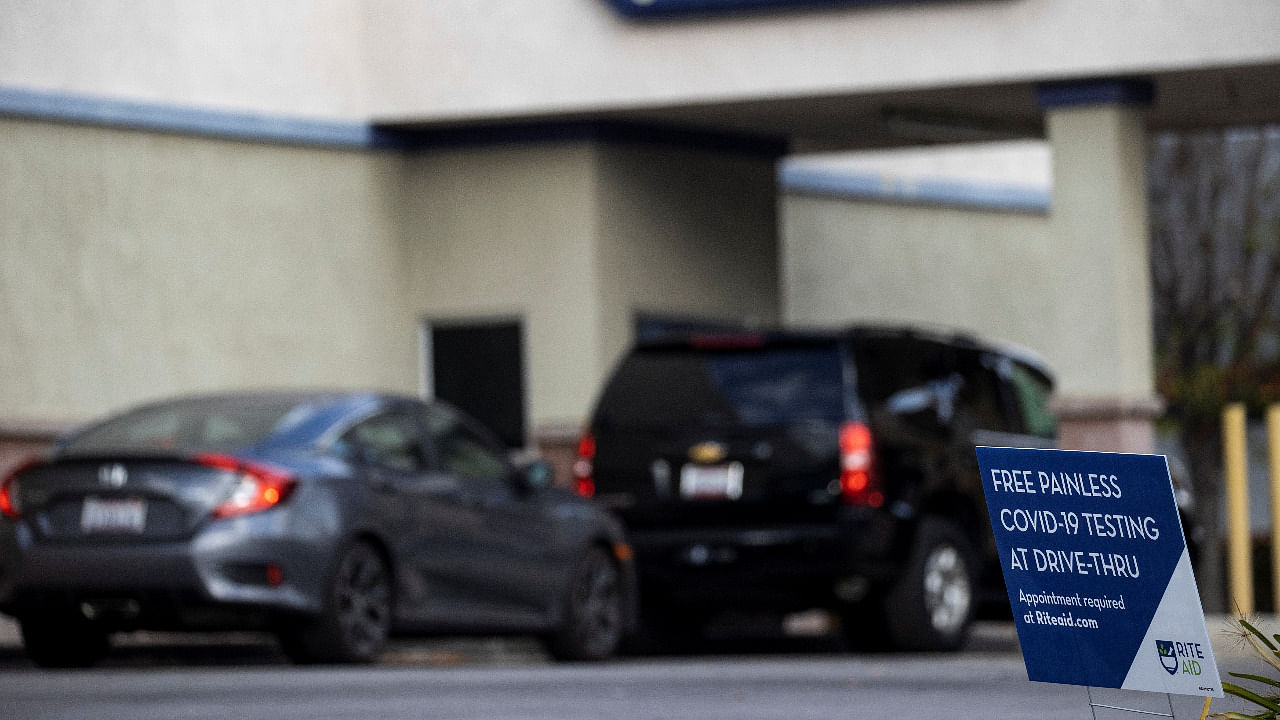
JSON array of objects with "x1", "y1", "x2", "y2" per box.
[
  {"x1": 20, "y1": 613, "x2": 110, "y2": 668},
  {"x1": 281, "y1": 540, "x2": 392, "y2": 664},
  {"x1": 546, "y1": 547, "x2": 623, "y2": 661}
]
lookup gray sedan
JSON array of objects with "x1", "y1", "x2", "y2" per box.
[{"x1": 0, "y1": 391, "x2": 635, "y2": 667}]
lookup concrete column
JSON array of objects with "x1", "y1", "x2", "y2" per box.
[{"x1": 1039, "y1": 80, "x2": 1160, "y2": 453}]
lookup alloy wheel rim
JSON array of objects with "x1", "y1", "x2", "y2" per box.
[
  {"x1": 922, "y1": 544, "x2": 971, "y2": 635},
  {"x1": 336, "y1": 548, "x2": 391, "y2": 657},
  {"x1": 575, "y1": 555, "x2": 622, "y2": 655}
]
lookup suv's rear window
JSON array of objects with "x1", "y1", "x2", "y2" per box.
[{"x1": 595, "y1": 345, "x2": 845, "y2": 429}]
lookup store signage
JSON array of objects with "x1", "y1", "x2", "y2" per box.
[
  {"x1": 976, "y1": 447, "x2": 1221, "y2": 697},
  {"x1": 601, "y1": 0, "x2": 925, "y2": 18}
]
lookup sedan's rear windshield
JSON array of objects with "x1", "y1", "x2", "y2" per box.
[
  {"x1": 60, "y1": 397, "x2": 311, "y2": 455},
  {"x1": 595, "y1": 346, "x2": 845, "y2": 429}
]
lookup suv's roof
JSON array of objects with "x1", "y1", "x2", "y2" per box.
[{"x1": 635, "y1": 324, "x2": 1055, "y2": 386}]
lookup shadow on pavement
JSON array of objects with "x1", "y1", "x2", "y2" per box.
[{"x1": 0, "y1": 616, "x2": 1020, "y2": 669}]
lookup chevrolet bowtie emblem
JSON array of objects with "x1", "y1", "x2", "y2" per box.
[
  {"x1": 98, "y1": 463, "x2": 128, "y2": 488},
  {"x1": 688, "y1": 442, "x2": 727, "y2": 464}
]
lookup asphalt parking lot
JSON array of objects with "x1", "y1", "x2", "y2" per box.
[
  {"x1": 0, "y1": 613, "x2": 1030, "y2": 668},
  {"x1": 0, "y1": 612, "x2": 1262, "y2": 669}
]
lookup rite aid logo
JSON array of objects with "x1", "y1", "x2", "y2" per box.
[
  {"x1": 1157, "y1": 639, "x2": 1206, "y2": 677},
  {"x1": 98, "y1": 463, "x2": 128, "y2": 488}
]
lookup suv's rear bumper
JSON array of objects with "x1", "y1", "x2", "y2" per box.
[{"x1": 627, "y1": 513, "x2": 907, "y2": 612}]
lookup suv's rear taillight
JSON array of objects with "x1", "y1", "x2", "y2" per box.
[
  {"x1": 573, "y1": 432, "x2": 596, "y2": 498},
  {"x1": 198, "y1": 454, "x2": 298, "y2": 518},
  {"x1": 839, "y1": 421, "x2": 883, "y2": 508},
  {"x1": 0, "y1": 458, "x2": 40, "y2": 519},
  {"x1": 1, "y1": 470, "x2": 23, "y2": 519}
]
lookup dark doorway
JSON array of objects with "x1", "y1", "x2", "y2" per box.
[{"x1": 427, "y1": 320, "x2": 525, "y2": 448}]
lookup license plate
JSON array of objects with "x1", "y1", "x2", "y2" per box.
[
  {"x1": 80, "y1": 497, "x2": 148, "y2": 534},
  {"x1": 680, "y1": 462, "x2": 744, "y2": 500}
]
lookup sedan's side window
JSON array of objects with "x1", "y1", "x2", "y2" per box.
[
  {"x1": 337, "y1": 411, "x2": 427, "y2": 473},
  {"x1": 423, "y1": 407, "x2": 508, "y2": 483}
]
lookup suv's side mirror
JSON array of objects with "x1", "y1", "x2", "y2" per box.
[
  {"x1": 514, "y1": 460, "x2": 554, "y2": 493},
  {"x1": 886, "y1": 386, "x2": 937, "y2": 417}
]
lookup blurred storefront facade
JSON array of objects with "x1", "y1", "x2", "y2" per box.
[{"x1": 2, "y1": 1, "x2": 1278, "y2": 480}]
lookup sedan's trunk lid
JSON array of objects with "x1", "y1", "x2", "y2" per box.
[{"x1": 8, "y1": 455, "x2": 260, "y2": 542}]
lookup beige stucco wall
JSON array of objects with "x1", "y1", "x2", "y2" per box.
[
  {"x1": 595, "y1": 143, "x2": 780, "y2": 374},
  {"x1": 399, "y1": 141, "x2": 601, "y2": 431},
  {"x1": 4, "y1": 0, "x2": 1276, "y2": 128},
  {"x1": 780, "y1": 194, "x2": 1054, "y2": 360},
  {"x1": 0, "y1": 115, "x2": 782, "y2": 445},
  {"x1": 0, "y1": 118, "x2": 419, "y2": 425},
  {"x1": 400, "y1": 140, "x2": 780, "y2": 432},
  {"x1": 0, "y1": 0, "x2": 369, "y2": 120},
  {"x1": 1045, "y1": 104, "x2": 1154, "y2": 402}
]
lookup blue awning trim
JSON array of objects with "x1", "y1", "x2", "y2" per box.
[
  {"x1": 780, "y1": 164, "x2": 1050, "y2": 214},
  {"x1": 1036, "y1": 78, "x2": 1155, "y2": 109},
  {"x1": 601, "y1": 0, "x2": 951, "y2": 18},
  {"x1": 0, "y1": 86, "x2": 788, "y2": 156},
  {"x1": 0, "y1": 87, "x2": 388, "y2": 148}
]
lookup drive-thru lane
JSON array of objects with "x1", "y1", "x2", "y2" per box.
[{"x1": 0, "y1": 620, "x2": 1259, "y2": 720}]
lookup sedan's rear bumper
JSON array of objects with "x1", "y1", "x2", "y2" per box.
[{"x1": 0, "y1": 513, "x2": 335, "y2": 630}]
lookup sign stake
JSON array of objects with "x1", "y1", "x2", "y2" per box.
[{"x1": 1086, "y1": 686, "x2": 1175, "y2": 719}]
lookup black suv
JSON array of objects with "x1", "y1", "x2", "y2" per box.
[{"x1": 574, "y1": 325, "x2": 1056, "y2": 651}]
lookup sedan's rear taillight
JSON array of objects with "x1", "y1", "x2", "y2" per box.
[
  {"x1": 839, "y1": 421, "x2": 883, "y2": 508},
  {"x1": 573, "y1": 432, "x2": 596, "y2": 498},
  {"x1": 198, "y1": 454, "x2": 297, "y2": 519}
]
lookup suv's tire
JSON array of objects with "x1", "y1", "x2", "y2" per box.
[
  {"x1": 883, "y1": 518, "x2": 975, "y2": 651},
  {"x1": 20, "y1": 613, "x2": 110, "y2": 668},
  {"x1": 546, "y1": 547, "x2": 623, "y2": 661},
  {"x1": 280, "y1": 540, "x2": 392, "y2": 664}
]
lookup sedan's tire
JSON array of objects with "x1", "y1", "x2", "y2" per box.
[
  {"x1": 883, "y1": 518, "x2": 976, "y2": 652},
  {"x1": 280, "y1": 540, "x2": 392, "y2": 664},
  {"x1": 546, "y1": 547, "x2": 624, "y2": 662},
  {"x1": 20, "y1": 614, "x2": 110, "y2": 668}
]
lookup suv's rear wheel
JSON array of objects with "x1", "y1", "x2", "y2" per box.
[{"x1": 884, "y1": 518, "x2": 975, "y2": 651}]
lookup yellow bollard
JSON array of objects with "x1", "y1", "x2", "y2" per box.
[
  {"x1": 1224, "y1": 403, "x2": 1252, "y2": 615},
  {"x1": 1269, "y1": 405, "x2": 1280, "y2": 613}
]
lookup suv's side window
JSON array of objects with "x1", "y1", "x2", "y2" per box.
[
  {"x1": 859, "y1": 338, "x2": 957, "y2": 425},
  {"x1": 1008, "y1": 362, "x2": 1057, "y2": 438},
  {"x1": 953, "y1": 351, "x2": 1016, "y2": 433},
  {"x1": 336, "y1": 410, "x2": 427, "y2": 472},
  {"x1": 423, "y1": 406, "x2": 508, "y2": 483}
]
